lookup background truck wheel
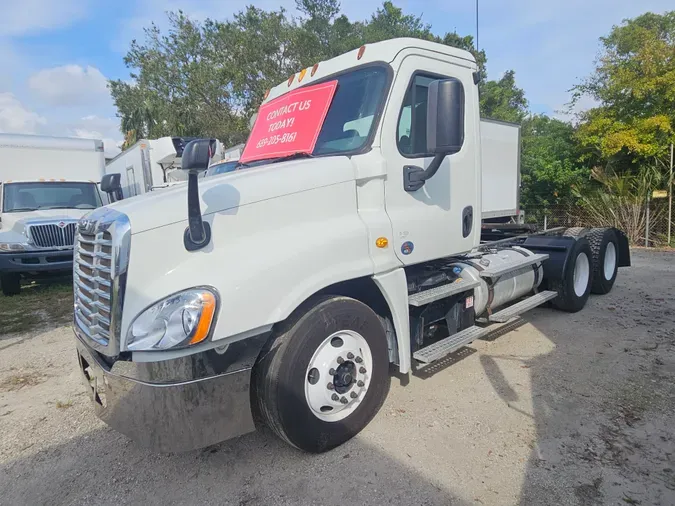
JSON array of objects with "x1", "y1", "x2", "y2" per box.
[
  {"x1": 0, "y1": 273, "x2": 21, "y2": 296},
  {"x1": 254, "y1": 295, "x2": 390, "y2": 453},
  {"x1": 587, "y1": 227, "x2": 619, "y2": 294},
  {"x1": 563, "y1": 227, "x2": 588, "y2": 238},
  {"x1": 550, "y1": 237, "x2": 593, "y2": 312}
]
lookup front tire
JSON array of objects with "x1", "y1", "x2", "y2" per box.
[
  {"x1": 551, "y1": 237, "x2": 593, "y2": 312},
  {"x1": 0, "y1": 273, "x2": 21, "y2": 296},
  {"x1": 254, "y1": 296, "x2": 390, "y2": 453}
]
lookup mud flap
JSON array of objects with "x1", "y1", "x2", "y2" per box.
[{"x1": 612, "y1": 228, "x2": 631, "y2": 267}]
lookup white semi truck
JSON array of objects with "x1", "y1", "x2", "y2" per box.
[
  {"x1": 73, "y1": 38, "x2": 630, "y2": 453},
  {"x1": 0, "y1": 134, "x2": 106, "y2": 296}
]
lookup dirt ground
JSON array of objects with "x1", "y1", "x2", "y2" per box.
[{"x1": 1, "y1": 249, "x2": 674, "y2": 506}]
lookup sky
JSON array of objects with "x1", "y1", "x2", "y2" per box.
[{"x1": 0, "y1": 0, "x2": 672, "y2": 158}]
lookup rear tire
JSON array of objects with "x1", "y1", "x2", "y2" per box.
[
  {"x1": 0, "y1": 273, "x2": 21, "y2": 296},
  {"x1": 551, "y1": 237, "x2": 592, "y2": 312},
  {"x1": 254, "y1": 295, "x2": 390, "y2": 453},
  {"x1": 587, "y1": 228, "x2": 619, "y2": 294}
]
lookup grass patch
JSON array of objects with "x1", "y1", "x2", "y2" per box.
[
  {"x1": 0, "y1": 278, "x2": 73, "y2": 337},
  {"x1": 55, "y1": 400, "x2": 74, "y2": 409},
  {"x1": 0, "y1": 370, "x2": 46, "y2": 391}
]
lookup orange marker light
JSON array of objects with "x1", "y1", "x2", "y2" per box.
[
  {"x1": 189, "y1": 292, "x2": 217, "y2": 345},
  {"x1": 263, "y1": 89, "x2": 270, "y2": 100},
  {"x1": 287, "y1": 74, "x2": 295, "y2": 86},
  {"x1": 357, "y1": 45, "x2": 366, "y2": 60},
  {"x1": 376, "y1": 237, "x2": 389, "y2": 248},
  {"x1": 311, "y1": 63, "x2": 319, "y2": 76},
  {"x1": 298, "y1": 68, "x2": 307, "y2": 82}
]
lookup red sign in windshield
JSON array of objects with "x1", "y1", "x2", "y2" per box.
[{"x1": 239, "y1": 80, "x2": 338, "y2": 164}]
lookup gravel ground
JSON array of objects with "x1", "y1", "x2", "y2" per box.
[{"x1": 1, "y1": 249, "x2": 674, "y2": 506}]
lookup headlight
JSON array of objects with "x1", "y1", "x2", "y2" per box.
[
  {"x1": 0, "y1": 242, "x2": 28, "y2": 252},
  {"x1": 126, "y1": 288, "x2": 217, "y2": 351}
]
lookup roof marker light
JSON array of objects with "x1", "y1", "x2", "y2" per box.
[
  {"x1": 287, "y1": 74, "x2": 295, "y2": 86},
  {"x1": 311, "y1": 63, "x2": 319, "y2": 76},
  {"x1": 357, "y1": 45, "x2": 366, "y2": 60},
  {"x1": 298, "y1": 68, "x2": 307, "y2": 82}
]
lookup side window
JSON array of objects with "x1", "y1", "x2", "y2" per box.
[{"x1": 397, "y1": 74, "x2": 439, "y2": 157}]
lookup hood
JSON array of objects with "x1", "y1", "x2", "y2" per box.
[
  {"x1": 0, "y1": 208, "x2": 92, "y2": 236},
  {"x1": 108, "y1": 156, "x2": 356, "y2": 234}
]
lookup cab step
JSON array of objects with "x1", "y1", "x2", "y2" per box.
[
  {"x1": 408, "y1": 278, "x2": 480, "y2": 307},
  {"x1": 413, "y1": 325, "x2": 491, "y2": 364},
  {"x1": 479, "y1": 253, "x2": 549, "y2": 278},
  {"x1": 488, "y1": 290, "x2": 558, "y2": 323}
]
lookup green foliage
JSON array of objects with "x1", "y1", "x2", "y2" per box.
[
  {"x1": 520, "y1": 115, "x2": 588, "y2": 212},
  {"x1": 480, "y1": 70, "x2": 528, "y2": 123},
  {"x1": 573, "y1": 11, "x2": 675, "y2": 170}
]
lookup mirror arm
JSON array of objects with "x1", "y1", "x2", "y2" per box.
[
  {"x1": 421, "y1": 153, "x2": 446, "y2": 181},
  {"x1": 183, "y1": 171, "x2": 211, "y2": 251}
]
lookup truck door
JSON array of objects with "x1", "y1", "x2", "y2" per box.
[{"x1": 381, "y1": 54, "x2": 480, "y2": 265}]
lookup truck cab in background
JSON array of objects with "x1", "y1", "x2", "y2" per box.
[
  {"x1": 72, "y1": 38, "x2": 630, "y2": 454},
  {"x1": 0, "y1": 134, "x2": 106, "y2": 296}
]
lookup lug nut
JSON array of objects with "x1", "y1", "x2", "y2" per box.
[
  {"x1": 359, "y1": 367, "x2": 367, "y2": 374},
  {"x1": 332, "y1": 393, "x2": 339, "y2": 401},
  {"x1": 327, "y1": 382, "x2": 334, "y2": 390},
  {"x1": 340, "y1": 397, "x2": 348, "y2": 404},
  {"x1": 337, "y1": 356, "x2": 345, "y2": 364},
  {"x1": 350, "y1": 392, "x2": 358, "y2": 399},
  {"x1": 355, "y1": 356, "x2": 363, "y2": 364},
  {"x1": 357, "y1": 380, "x2": 364, "y2": 387},
  {"x1": 329, "y1": 368, "x2": 336, "y2": 375},
  {"x1": 347, "y1": 352, "x2": 354, "y2": 359}
]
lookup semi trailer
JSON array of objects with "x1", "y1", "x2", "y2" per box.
[
  {"x1": 73, "y1": 38, "x2": 630, "y2": 454},
  {"x1": 0, "y1": 134, "x2": 106, "y2": 296}
]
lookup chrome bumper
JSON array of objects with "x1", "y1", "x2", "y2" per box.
[{"x1": 75, "y1": 334, "x2": 267, "y2": 452}]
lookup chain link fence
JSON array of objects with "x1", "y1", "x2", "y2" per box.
[{"x1": 523, "y1": 199, "x2": 673, "y2": 248}]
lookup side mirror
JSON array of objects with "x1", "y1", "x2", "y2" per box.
[
  {"x1": 182, "y1": 138, "x2": 217, "y2": 251},
  {"x1": 101, "y1": 173, "x2": 123, "y2": 202},
  {"x1": 427, "y1": 78, "x2": 465, "y2": 154},
  {"x1": 181, "y1": 138, "x2": 217, "y2": 173},
  {"x1": 403, "y1": 78, "x2": 465, "y2": 192}
]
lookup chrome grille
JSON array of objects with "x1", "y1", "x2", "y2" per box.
[
  {"x1": 73, "y1": 230, "x2": 113, "y2": 345},
  {"x1": 28, "y1": 222, "x2": 77, "y2": 248},
  {"x1": 72, "y1": 207, "x2": 131, "y2": 356}
]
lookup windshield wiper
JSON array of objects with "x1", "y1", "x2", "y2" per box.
[
  {"x1": 236, "y1": 152, "x2": 314, "y2": 169},
  {"x1": 44, "y1": 205, "x2": 94, "y2": 209},
  {"x1": 7, "y1": 207, "x2": 38, "y2": 212}
]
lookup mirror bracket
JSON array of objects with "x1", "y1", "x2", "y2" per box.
[{"x1": 403, "y1": 153, "x2": 446, "y2": 192}]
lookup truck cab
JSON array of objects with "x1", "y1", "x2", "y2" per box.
[
  {"x1": 0, "y1": 179, "x2": 103, "y2": 295},
  {"x1": 73, "y1": 38, "x2": 629, "y2": 454}
]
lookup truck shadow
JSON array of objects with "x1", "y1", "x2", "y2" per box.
[
  {"x1": 479, "y1": 250, "x2": 675, "y2": 504},
  {"x1": 0, "y1": 416, "x2": 471, "y2": 505}
]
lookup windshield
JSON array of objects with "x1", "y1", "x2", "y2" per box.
[
  {"x1": 241, "y1": 65, "x2": 389, "y2": 168},
  {"x1": 312, "y1": 65, "x2": 388, "y2": 155},
  {"x1": 2, "y1": 182, "x2": 102, "y2": 212}
]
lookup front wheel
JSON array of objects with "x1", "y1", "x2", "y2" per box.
[{"x1": 254, "y1": 296, "x2": 390, "y2": 453}]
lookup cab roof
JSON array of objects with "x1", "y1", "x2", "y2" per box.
[{"x1": 265, "y1": 37, "x2": 476, "y2": 104}]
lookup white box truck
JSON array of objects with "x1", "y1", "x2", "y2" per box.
[
  {"x1": 105, "y1": 137, "x2": 226, "y2": 198},
  {"x1": 0, "y1": 134, "x2": 106, "y2": 295},
  {"x1": 73, "y1": 38, "x2": 630, "y2": 454}
]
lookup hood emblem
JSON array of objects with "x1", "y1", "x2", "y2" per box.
[{"x1": 58, "y1": 221, "x2": 67, "y2": 229}]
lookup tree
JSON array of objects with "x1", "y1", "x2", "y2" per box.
[
  {"x1": 480, "y1": 70, "x2": 528, "y2": 123},
  {"x1": 573, "y1": 11, "x2": 675, "y2": 171},
  {"x1": 520, "y1": 115, "x2": 588, "y2": 212}
]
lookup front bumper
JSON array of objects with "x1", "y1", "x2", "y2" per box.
[
  {"x1": 0, "y1": 249, "x2": 73, "y2": 273},
  {"x1": 74, "y1": 333, "x2": 268, "y2": 452}
]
